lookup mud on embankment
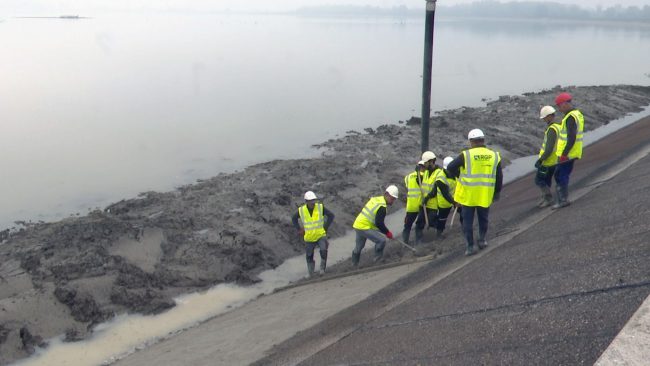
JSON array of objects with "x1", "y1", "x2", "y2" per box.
[{"x1": 1, "y1": 84, "x2": 650, "y2": 364}]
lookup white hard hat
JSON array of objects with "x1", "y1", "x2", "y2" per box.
[
  {"x1": 539, "y1": 105, "x2": 556, "y2": 119},
  {"x1": 385, "y1": 185, "x2": 399, "y2": 199},
  {"x1": 417, "y1": 160, "x2": 425, "y2": 166},
  {"x1": 421, "y1": 151, "x2": 436, "y2": 162},
  {"x1": 468, "y1": 128, "x2": 485, "y2": 140},
  {"x1": 443, "y1": 156, "x2": 454, "y2": 169},
  {"x1": 304, "y1": 191, "x2": 317, "y2": 200}
]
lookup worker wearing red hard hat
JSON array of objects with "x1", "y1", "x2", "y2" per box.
[{"x1": 553, "y1": 92, "x2": 585, "y2": 209}]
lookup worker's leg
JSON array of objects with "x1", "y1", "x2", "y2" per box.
[
  {"x1": 414, "y1": 206, "x2": 427, "y2": 245},
  {"x1": 436, "y1": 207, "x2": 452, "y2": 237},
  {"x1": 426, "y1": 208, "x2": 438, "y2": 230},
  {"x1": 535, "y1": 166, "x2": 554, "y2": 207},
  {"x1": 460, "y1": 205, "x2": 476, "y2": 255},
  {"x1": 305, "y1": 241, "x2": 317, "y2": 276},
  {"x1": 363, "y1": 229, "x2": 387, "y2": 262},
  {"x1": 553, "y1": 160, "x2": 574, "y2": 209},
  {"x1": 352, "y1": 229, "x2": 367, "y2": 266},
  {"x1": 476, "y1": 206, "x2": 490, "y2": 249},
  {"x1": 317, "y1": 237, "x2": 329, "y2": 272},
  {"x1": 402, "y1": 212, "x2": 419, "y2": 243}
]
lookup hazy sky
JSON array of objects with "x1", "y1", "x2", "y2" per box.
[{"x1": 1, "y1": 0, "x2": 649, "y2": 15}]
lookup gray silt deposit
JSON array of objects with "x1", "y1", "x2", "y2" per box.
[{"x1": 1, "y1": 84, "x2": 650, "y2": 364}]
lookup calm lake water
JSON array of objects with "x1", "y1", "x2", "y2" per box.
[{"x1": 1, "y1": 13, "x2": 650, "y2": 229}]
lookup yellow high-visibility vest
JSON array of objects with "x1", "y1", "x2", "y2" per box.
[
  {"x1": 556, "y1": 109, "x2": 584, "y2": 159},
  {"x1": 404, "y1": 171, "x2": 423, "y2": 213},
  {"x1": 435, "y1": 170, "x2": 456, "y2": 209},
  {"x1": 539, "y1": 123, "x2": 561, "y2": 167},
  {"x1": 421, "y1": 169, "x2": 439, "y2": 210},
  {"x1": 454, "y1": 147, "x2": 501, "y2": 208},
  {"x1": 352, "y1": 196, "x2": 386, "y2": 231},
  {"x1": 298, "y1": 203, "x2": 326, "y2": 242}
]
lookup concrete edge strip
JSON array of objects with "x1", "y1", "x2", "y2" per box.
[
  {"x1": 594, "y1": 293, "x2": 650, "y2": 366},
  {"x1": 255, "y1": 140, "x2": 650, "y2": 366}
]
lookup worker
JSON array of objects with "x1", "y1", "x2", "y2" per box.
[
  {"x1": 447, "y1": 129, "x2": 502, "y2": 256},
  {"x1": 420, "y1": 151, "x2": 440, "y2": 241},
  {"x1": 351, "y1": 185, "x2": 399, "y2": 266},
  {"x1": 292, "y1": 191, "x2": 335, "y2": 277},
  {"x1": 553, "y1": 92, "x2": 585, "y2": 209},
  {"x1": 433, "y1": 156, "x2": 457, "y2": 238},
  {"x1": 402, "y1": 160, "x2": 426, "y2": 244},
  {"x1": 535, "y1": 106, "x2": 561, "y2": 208}
]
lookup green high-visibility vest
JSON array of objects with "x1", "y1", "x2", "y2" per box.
[
  {"x1": 404, "y1": 171, "x2": 423, "y2": 213},
  {"x1": 454, "y1": 147, "x2": 501, "y2": 208},
  {"x1": 538, "y1": 123, "x2": 561, "y2": 167},
  {"x1": 435, "y1": 170, "x2": 456, "y2": 209},
  {"x1": 556, "y1": 109, "x2": 584, "y2": 159},
  {"x1": 421, "y1": 168, "x2": 439, "y2": 210},
  {"x1": 298, "y1": 203, "x2": 326, "y2": 242},
  {"x1": 352, "y1": 196, "x2": 386, "y2": 231}
]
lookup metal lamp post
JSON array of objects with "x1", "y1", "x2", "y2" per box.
[{"x1": 421, "y1": 0, "x2": 437, "y2": 152}]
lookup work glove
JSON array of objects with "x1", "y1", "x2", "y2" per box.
[
  {"x1": 559, "y1": 155, "x2": 569, "y2": 163},
  {"x1": 493, "y1": 191, "x2": 500, "y2": 202},
  {"x1": 298, "y1": 228, "x2": 305, "y2": 237},
  {"x1": 534, "y1": 159, "x2": 542, "y2": 169},
  {"x1": 386, "y1": 231, "x2": 393, "y2": 239}
]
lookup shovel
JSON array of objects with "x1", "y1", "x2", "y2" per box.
[
  {"x1": 449, "y1": 206, "x2": 458, "y2": 229},
  {"x1": 391, "y1": 238, "x2": 417, "y2": 252}
]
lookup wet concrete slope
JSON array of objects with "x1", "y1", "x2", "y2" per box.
[{"x1": 255, "y1": 118, "x2": 650, "y2": 365}]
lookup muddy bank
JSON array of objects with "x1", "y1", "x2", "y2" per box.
[{"x1": 1, "y1": 84, "x2": 650, "y2": 364}]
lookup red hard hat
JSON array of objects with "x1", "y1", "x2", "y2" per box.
[{"x1": 555, "y1": 92, "x2": 572, "y2": 106}]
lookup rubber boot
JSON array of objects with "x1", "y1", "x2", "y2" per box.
[
  {"x1": 538, "y1": 186, "x2": 553, "y2": 208},
  {"x1": 319, "y1": 250, "x2": 328, "y2": 274},
  {"x1": 351, "y1": 251, "x2": 361, "y2": 267},
  {"x1": 373, "y1": 249, "x2": 384, "y2": 263},
  {"x1": 414, "y1": 228, "x2": 423, "y2": 246},
  {"x1": 401, "y1": 229, "x2": 410, "y2": 244},
  {"x1": 552, "y1": 185, "x2": 571, "y2": 210},
  {"x1": 465, "y1": 245, "x2": 475, "y2": 256},
  {"x1": 307, "y1": 261, "x2": 315, "y2": 277}
]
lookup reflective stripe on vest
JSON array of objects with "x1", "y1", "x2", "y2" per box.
[
  {"x1": 352, "y1": 196, "x2": 387, "y2": 230},
  {"x1": 454, "y1": 147, "x2": 500, "y2": 208},
  {"x1": 404, "y1": 171, "x2": 423, "y2": 213},
  {"x1": 556, "y1": 109, "x2": 584, "y2": 159},
  {"x1": 538, "y1": 123, "x2": 561, "y2": 167},
  {"x1": 298, "y1": 203, "x2": 326, "y2": 242}
]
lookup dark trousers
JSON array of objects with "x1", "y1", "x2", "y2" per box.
[
  {"x1": 404, "y1": 210, "x2": 425, "y2": 232},
  {"x1": 534, "y1": 165, "x2": 557, "y2": 188},
  {"x1": 555, "y1": 159, "x2": 575, "y2": 187},
  {"x1": 436, "y1": 207, "x2": 453, "y2": 232},
  {"x1": 460, "y1": 205, "x2": 490, "y2": 248}
]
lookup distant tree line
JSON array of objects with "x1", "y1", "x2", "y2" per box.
[{"x1": 294, "y1": 1, "x2": 650, "y2": 22}]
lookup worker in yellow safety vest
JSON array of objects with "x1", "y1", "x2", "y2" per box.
[
  {"x1": 351, "y1": 185, "x2": 398, "y2": 266},
  {"x1": 447, "y1": 129, "x2": 503, "y2": 256},
  {"x1": 401, "y1": 160, "x2": 426, "y2": 244},
  {"x1": 420, "y1": 151, "x2": 441, "y2": 243},
  {"x1": 534, "y1": 105, "x2": 562, "y2": 208},
  {"x1": 553, "y1": 92, "x2": 585, "y2": 209},
  {"x1": 292, "y1": 191, "x2": 335, "y2": 277},
  {"x1": 432, "y1": 156, "x2": 457, "y2": 239}
]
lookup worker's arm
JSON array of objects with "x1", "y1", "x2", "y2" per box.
[
  {"x1": 495, "y1": 162, "x2": 503, "y2": 194},
  {"x1": 538, "y1": 128, "x2": 557, "y2": 163},
  {"x1": 446, "y1": 153, "x2": 465, "y2": 179},
  {"x1": 291, "y1": 211, "x2": 301, "y2": 230},
  {"x1": 562, "y1": 115, "x2": 578, "y2": 157},
  {"x1": 374, "y1": 207, "x2": 389, "y2": 235},
  {"x1": 323, "y1": 206, "x2": 335, "y2": 231},
  {"x1": 435, "y1": 180, "x2": 455, "y2": 204}
]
